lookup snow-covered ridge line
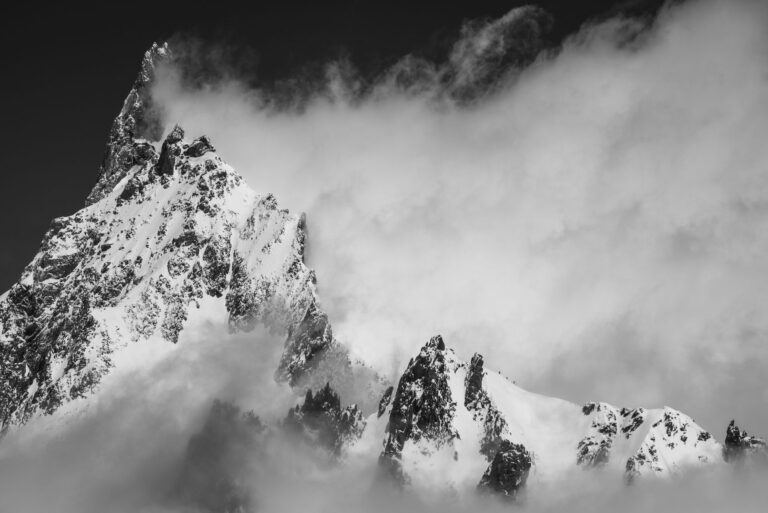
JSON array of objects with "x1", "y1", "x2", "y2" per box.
[{"x1": 357, "y1": 335, "x2": 727, "y2": 500}]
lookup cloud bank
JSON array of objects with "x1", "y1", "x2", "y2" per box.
[
  {"x1": 152, "y1": 0, "x2": 768, "y2": 436},
  {"x1": 1, "y1": 318, "x2": 766, "y2": 512}
]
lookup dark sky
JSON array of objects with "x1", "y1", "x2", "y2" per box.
[{"x1": 0, "y1": 1, "x2": 662, "y2": 291}]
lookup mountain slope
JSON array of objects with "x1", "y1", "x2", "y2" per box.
[
  {"x1": 0, "y1": 44, "x2": 338, "y2": 429},
  {"x1": 579, "y1": 401, "x2": 721, "y2": 480},
  {"x1": 358, "y1": 336, "x2": 724, "y2": 498}
]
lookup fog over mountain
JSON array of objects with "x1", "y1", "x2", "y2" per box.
[
  {"x1": 1, "y1": 1, "x2": 767, "y2": 512},
  {"x1": 153, "y1": 0, "x2": 768, "y2": 434}
]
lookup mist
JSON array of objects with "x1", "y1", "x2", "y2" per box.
[{"x1": 151, "y1": 0, "x2": 768, "y2": 436}]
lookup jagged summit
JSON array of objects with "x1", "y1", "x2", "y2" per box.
[
  {"x1": 0, "y1": 46, "x2": 341, "y2": 429},
  {"x1": 368, "y1": 335, "x2": 558, "y2": 496},
  {"x1": 85, "y1": 42, "x2": 170, "y2": 206},
  {"x1": 352, "y1": 335, "x2": 727, "y2": 501},
  {"x1": 284, "y1": 382, "x2": 366, "y2": 456}
]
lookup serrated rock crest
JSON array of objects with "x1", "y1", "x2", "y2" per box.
[{"x1": 0, "y1": 46, "x2": 337, "y2": 428}]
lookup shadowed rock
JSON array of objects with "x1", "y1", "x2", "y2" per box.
[
  {"x1": 377, "y1": 385, "x2": 394, "y2": 418},
  {"x1": 724, "y1": 420, "x2": 768, "y2": 464},
  {"x1": 284, "y1": 382, "x2": 365, "y2": 456},
  {"x1": 478, "y1": 440, "x2": 532, "y2": 500},
  {"x1": 157, "y1": 125, "x2": 185, "y2": 176},
  {"x1": 186, "y1": 135, "x2": 216, "y2": 157},
  {"x1": 465, "y1": 353, "x2": 484, "y2": 407},
  {"x1": 379, "y1": 335, "x2": 457, "y2": 485}
]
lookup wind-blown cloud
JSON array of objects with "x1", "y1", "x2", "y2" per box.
[{"x1": 152, "y1": 0, "x2": 768, "y2": 436}]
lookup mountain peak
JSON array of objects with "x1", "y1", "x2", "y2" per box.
[
  {"x1": 125, "y1": 41, "x2": 170, "y2": 142},
  {"x1": 378, "y1": 334, "x2": 459, "y2": 484},
  {"x1": 0, "y1": 125, "x2": 337, "y2": 427},
  {"x1": 85, "y1": 42, "x2": 171, "y2": 206},
  {"x1": 724, "y1": 420, "x2": 768, "y2": 463},
  {"x1": 137, "y1": 42, "x2": 169, "y2": 86}
]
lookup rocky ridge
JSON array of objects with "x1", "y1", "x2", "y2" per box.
[
  {"x1": 364, "y1": 336, "x2": 728, "y2": 499},
  {"x1": 724, "y1": 420, "x2": 768, "y2": 464},
  {"x1": 0, "y1": 44, "x2": 341, "y2": 429}
]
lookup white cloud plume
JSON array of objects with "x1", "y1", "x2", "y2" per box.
[{"x1": 152, "y1": 0, "x2": 768, "y2": 435}]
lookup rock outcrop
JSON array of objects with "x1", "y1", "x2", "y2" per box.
[
  {"x1": 370, "y1": 335, "x2": 726, "y2": 497},
  {"x1": 379, "y1": 335, "x2": 458, "y2": 483},
  {"x1": 724, "y1": 420, "x2": 768, "y2": 464},
  {"x1": 477, "y1": 440, "x2": 532, "y2": 500},
  {"x1": 85, "y1": 42, "x2": 168, "y2": 206}
]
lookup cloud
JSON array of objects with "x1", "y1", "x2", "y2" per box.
[
  {"x1": 0, "y1": 318, "x2": 294, "y2": 513},
  {"x1": 150, "y1": 0, "x2": 768, "y2": 437}
]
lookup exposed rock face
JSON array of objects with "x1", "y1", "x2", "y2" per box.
[
  {"x1": 464, "y1": 353, "x2": 485, "y2": 407},
  {"x1": 477, "y1": 440, "x2": 532, "y2": 500},
  {"x1": 284, "y1": 382, "x2": 366, "y2": 456},
  {"x1": 86, "y1": 42, "x2": 168, "y2": 206},
  {"x1": 377, "y1": 385, "x2": 394, "y2": 418},
  {"x1": 623, "y1": 408, "x2": 715, "y2": 482},
  {"x1": 724, "y1": 420, "x2": 768, "y2": 464},
  {"x1": 277, "y1": 301, "x2": 334, "y2": 386},
  {"x1": 368, "y1": 334, "x2": 728, "y2": 496},
  {"x1": 577, "y1": 401, "x2": 721, "y2": 482},
  {"x1": 375, "y1": 336, "x2": 539, "y2": 491},
  {"x1": 0, "y1": 45, "x2": 340, "y2": 429},
  {"x1": 379, "y1": 335, "x2": 457, "y2": 483},
  {"x1": 464, "y1": 352, "x2": 507, "y2": 460},
  {"x1": 174, "y1": 400, "x2": 263, "y2": 513},
  {"x1": 157, "y1": 124, "x2": 185, "y2": 176},
  {"x1": 185, "y1": 135, "x2": 216, "y2": 158}
]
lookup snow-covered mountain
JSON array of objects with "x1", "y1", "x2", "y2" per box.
[
  {"x1": 0, "y1": 43, "x2": 764, "y2": 506},
  {"x1": 724, "y1": 420, "x2": 768, "y2": 464},
  {"x1": 578, "y1": 401, "x2": 721, "y2": 481},
  {"x1": 348, "y1": 335, "x2": 724, "y2": 499},
  {"x1": 0, "y1": 43, "x2": 344, "y2": 429}
]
